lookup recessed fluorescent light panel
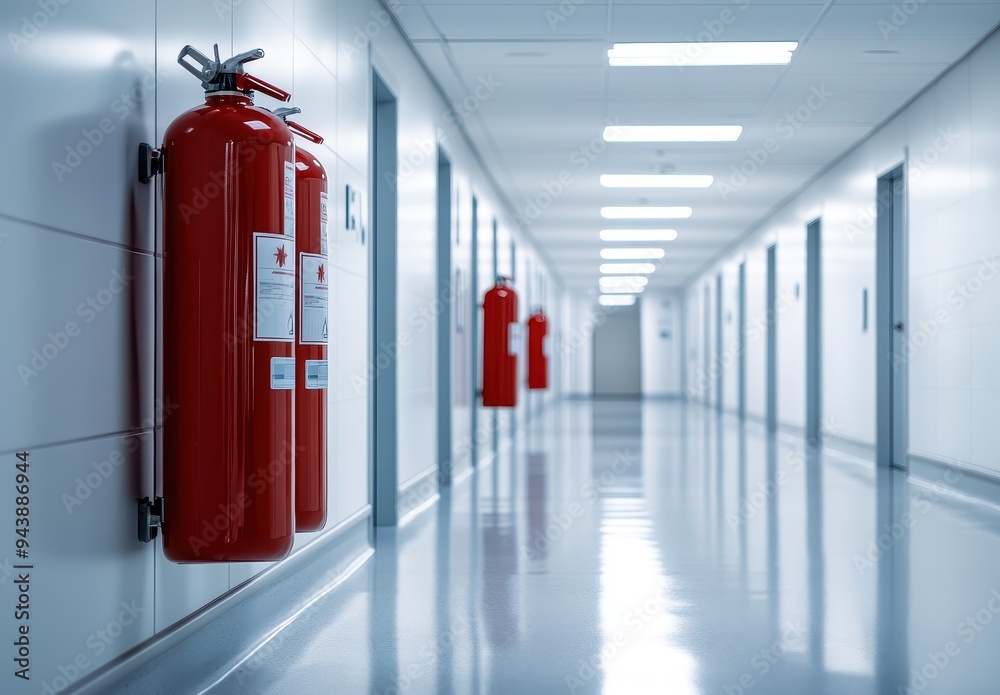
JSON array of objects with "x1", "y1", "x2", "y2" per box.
[
  {"x1": 600, "y1": 286, "x2": 646, "y2": 294},
  {"x1": 601, "y1": 248, "x2": 665, "y2": 260},
  {"x1": 600, "y1": 263, "x2": 656, "y2": 275},
  {"x1": 600, "y1": 276, "x2": 648, "y2": 291},
  {"x1": 603, "y1": 125, "x2": 742, "y2": 142},
  {"x1": 608, "y1": 42, "x2": 798, "y2": 67},
  {"x1": 600, "y1": 229, "x2": 678, "y2": 242},
  {"x1": 599, "y1": 295, "x2": 637, "y2": 306},
  {"x1": 601, "y1": 206, "x2": 692, "y2": 219},
  {"x1": 600, "y1": 174, "x2": 713, "y2": 188}
]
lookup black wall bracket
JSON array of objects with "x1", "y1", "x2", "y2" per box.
[
  {"x1": 138, "y1": 143, "x2": 162, "y2": 184},
  {"x1": 138, "y1": 496, "x2": 163, "y2": 543}
]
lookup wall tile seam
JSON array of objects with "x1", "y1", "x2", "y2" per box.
[
  {"x1": 252, "y1": 0, "x2": 294, "y2": 34},
  {"x1": 910, "y1": 259, "x2": 1000, "y2": 281},
  {"x1": 926, "y1": 385, "x2": 984, "y2": 393},
  {"x1": 291, "y1": 36, "x2": 342, "y2": 86},
  {"x1": 329, "y1": 395, "x2": 369, "y2": 404},
  {"x1": 2, "y1": 213, "x2": 159, "y2": 257},
  {"x1": 337, "y1": 158, "x2": 368, "y2": 181},
  {"x1": 909, "y1": 199, "x2": 979, "y2": 217},
  {"x1": 327, "y1": 260, "x2": 369, "y2": 275},
  {"x1": 338, "y1": 84, "x2": 369, "y2": 114},
  {"x1": 2, "y1": 426, "x2": 156, "y2": 457}
]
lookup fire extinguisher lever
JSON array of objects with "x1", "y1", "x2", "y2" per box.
[
  {"x1": 235, "y1": 73, "x2": 292, "y2": 103},
  {"x1": 177, "y1": 44, "x2": 289, "y2": 101},
  {"x1": 273, "y1": 107, "x2": 325, "y2": 144}
]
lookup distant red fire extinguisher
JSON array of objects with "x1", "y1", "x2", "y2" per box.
[
  {"x1": 275, "y1": 107, "x2": 329, "y2": 533},
  {"x1": 140, "y1": 45, "x2": 297, "y2": 562},
  {"x1": 482, "y1": 277, "x2": 519, "y2": 407},
  {"x1": 527, "y1": 307, "x2": 548, "y2": 390}
]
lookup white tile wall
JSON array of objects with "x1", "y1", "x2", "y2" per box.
[
  {"x1": 685, "y1": 29, "x2": 1000, "y2": 475},
  {"x1": 0, "y1": 435, "x2": 155, "y2": 693},
  {"x1": 450, "y1": 173, "x2": 474, "y2": 472},
  {"x1": 0, "y1": 0, "x2": 563, "y2": 687},
  {"x1": 0, "y1": 221, "x2": 155, "y2": 449},
  {"x1": 0, "y1": 0, "x2": 156, "y2": 251}
]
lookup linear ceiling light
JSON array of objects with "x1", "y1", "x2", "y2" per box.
[
  {"x1": 601, "y1": 174, "x2": 713, "y2": 188},
  {"x1": 600, "y1": 263, "x2": 656, "y2": 274},
  {"x1": 599, "y1": 295, "x2": 637, "y2": 306},
  {"x1": 600, "y1": 286, "x2": 646, "y2": 294},
  {"x1": 603, "y1": 125, "x2": 742, "y2": 142},
  {"x1": 601, "y1": 206, "x2": 692, "y2": 219},
  {"x1": 608, "y1": 42, "x2": 798, "y2": 67},
  {"x1": 601, "y1": 248, "x2": 665, "y2": 260},
  {"x1": 600, "y1": 229, "x2": 678, "y2": 242},
  {"x1": 600, "y1": 275, "x2": 648, "y2": 290}
]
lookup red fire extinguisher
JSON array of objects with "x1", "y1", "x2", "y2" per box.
[
  {"x1": 482, "y1": 276, "x2": 519, "y2": 407},
  {"x1": 527, "y1": 307, "x2": 548, "y2": 390},
  {"x1": 275, "y1": 107, "x2": 329, "y2": 532},
  {"x1": 140, "y1": 45, "x2": 297, "y2": 562}
]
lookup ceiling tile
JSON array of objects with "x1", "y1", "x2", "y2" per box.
[
  {"x1": 391, "y1": 0, "x2": 1000, "y2": 288},
  {"x1": 611, "y1": 4, "x2": 822, "y2": 42},
  {"x1": 425, "y1": 4, "x2": 608, "y2": 40},
  {"x1": 812, "y1": 3, "x2": 1000, "y2": 39}
]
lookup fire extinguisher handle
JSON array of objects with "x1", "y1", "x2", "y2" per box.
[
  {"x1": 177, "y1": 44, "x2": 219, "y2": 83},
  {"x1": 287, "y1": 120, "x2": 325, "y2": 144},
  {"x1": 237, "y1": 73, "x2": 292, "y2": 103},
  {"x1": 221, "y1": 47, "x2": 266, "y2": 72}
]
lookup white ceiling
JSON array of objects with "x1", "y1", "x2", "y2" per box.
[{"x1": 391, "y1": 0, "x2": 1000, "y2": 290}]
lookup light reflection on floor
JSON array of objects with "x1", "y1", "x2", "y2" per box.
[{"x1": 208, "y1": 400, "x2": 1000, "y2": 695}]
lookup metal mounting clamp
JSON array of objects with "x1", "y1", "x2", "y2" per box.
[
  {"x1": 138, "y1": 143, "x2": 162, "y2": 184},
  {"x1": 138, "y1": 496, "x2": 163, "y2": 543}
]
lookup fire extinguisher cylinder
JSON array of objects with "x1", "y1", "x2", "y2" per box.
[
  {"x1": 482, "y1": 276, "x2": 519, "y2": 408},
  {"x1": 154, "y1": 44, "x2": 298, "y2": 562},
  {"x1": 527, "y1": 307, "x2": 549, "y2": 390},
  {"x1": 275, "y1": 107, "x2": 330, "y2": 533}
]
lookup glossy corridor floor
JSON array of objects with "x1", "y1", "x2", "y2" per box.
[{"x1": 209, "y1": 400, "x2": 1000, "y2": 694}]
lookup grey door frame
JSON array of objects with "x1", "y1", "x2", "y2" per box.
[
  {"x1": 491, "y1": 218, "x2": 499, "y2": 460},
  {"x1": 738, "y1": 261, "x2": 747, "y2": 419},
  {"x1": 371, "y1": 72, "x2": 398, "y2": 526},
  {"x1": 715, "y1": 273, "x2": 724, "y2": 412},
  {"x1": 469, "y1": 196, "x2": 479, "y2": 467},
  {"x1": 876, "y1": 163, "x2": 908, "y2": 469},
  {"x1": 766, "y1": 244, "x2": 778, "y2": 433},
  {"x1": 703, "y1": 284, "x2": 711, "y2": 406},
  {"x1": 492, "y1": 219, "x2": 499, "y2": 279},
  {"x1": 805, "y1": 218, "x2": 822, "y2": 445},
  {"x1": 436, "y1": 149, "x2": 453, "y2": 486}
]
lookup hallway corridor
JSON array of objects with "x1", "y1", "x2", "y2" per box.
[{"x1": 202, "y1": 401, "x2": 1000, "y2": 695}]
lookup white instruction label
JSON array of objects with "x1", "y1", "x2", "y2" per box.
[
  {"x1": 284, "y1": 161, "x2": 296, "y2": 238},
  {"x1": 254, "y1": 233, "x2": 295, "y2": 342},
  {"x1": 305, "y1": 360, "x2": 328, "y2": 390},
  {"x1": 508, "y1": 322, "x2": 523, "y2": 356},
  {"x1": 320, "y1": 191, "x2": 329, "y2": 256},
  {"x1": 271, "y1": 357, "x2": 295, "y2": 390},
  {"x1": 542, "y1": 335, "x2": 550, "y2": 358},
  {"x1": 299, "y1": 253, "x2": 329, "y2": 345}
]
